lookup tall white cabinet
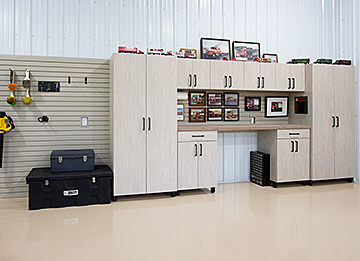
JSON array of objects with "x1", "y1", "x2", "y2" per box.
[
  {"x1": 305, "y1": 64, "x2": 355, "y2": 181},
  {"x1": 110, "y1": 53, "x2": 178, "y2": 197}
]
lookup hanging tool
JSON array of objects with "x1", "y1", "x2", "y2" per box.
[
  {"x1": 0, "y1": 112, "x2": 15, "y2": 168},
  {"x1": 22, "y1": 69, "x2": 32, "y2": 105},
  {"x1": 7, "y1": 69, "x2": 17, "y2": 106}
]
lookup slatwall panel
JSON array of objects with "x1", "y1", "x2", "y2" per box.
[{"x1": 0, "y1": 54, "x2": 109, "y2": 198}]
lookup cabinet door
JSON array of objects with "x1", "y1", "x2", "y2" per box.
[
  {"x1": 293, "y1": 139, "x2": 310, "y2": 181},
  {"x1": 227, "y1": 61, "x2": 244, "y2": 90},
  {"x1": 210, "y1": 60, "x2": 228, "y2": 90},
  {"x1": 276, "y1": 64, "x2": 291, "y2": 91},
  {"x1": 244, "y1": 62, "x2": 261, "y2": 90},
  {"x1": 260, "y1": 63, "x2": 276, "y2": 90},
  {"x1": 112, "y1": 54, "x2": 147, "y2": 196},
  {"x1": 192, "y1": 59, "x2": 211, "y2": 88},
  {"x1": 290, "y1": 64, "x2": 305, "y2": 91},
  {"x1": 178, "y1": 142, "x2": 198, "y2": 190},
  {"x1": 276, "y1": 139, "x2": 294, "y2": 182},
  {"x1": 177, "y1": 59, "x2": 193, "y2": 88},
  {"x1": 147, "y1": 55, "x2": 178, "y2": 193},
  {"x1": 198, "y1": 141, "x2": 218, "y2": 188},
  {"x1": 334, "y1": 66, "x2": 355, "y2": 178},
  {"x1": 311, "y1": 65, "x2": 335, "y2": 180}
]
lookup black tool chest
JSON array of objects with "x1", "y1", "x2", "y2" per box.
[
  {"x1": 250, "y1": 151, "x2": 270, "y2": 186},
  {"x1": 26, "y1": 165, "x2": 112, "y2": 210}
]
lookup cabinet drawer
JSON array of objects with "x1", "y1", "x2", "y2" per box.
[
  {"x1": 178, "y1": 131, "x2": 217, "y2": 142},
  {"x1": 277, "y1": 129, "x2": 310, "y2": 139}
]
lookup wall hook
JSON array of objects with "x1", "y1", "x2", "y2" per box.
[
  {"x1": 68, "y1": 76, "x2": 71, "y2": 84},
  {"x1": 85, "y1": 76, "x2": 88, "y2": 84}
]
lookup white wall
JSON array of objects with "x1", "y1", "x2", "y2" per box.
[{"x1": 1, "y1": 0, "x2": 359, "y2": 182}]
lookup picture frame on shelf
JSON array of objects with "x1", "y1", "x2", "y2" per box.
[
  {"x1": 177, "y1": 104, "x2": 184, "y2": 121},
  {"x1": 200, "y1": 37, "x2": 231, "y2": 60},
  {"x1": 265, "y1": 97, "x2": 289, "y2": 117},
  {"x1": 224, "y1": 93, "x2": 239, "y2": 106},
  {"x1": 189, "y1": 92, "x2": 206, "y2": 106},
  {"x1": 245, "y1": 97, "x2": 261, "y2": 111},
  {"x1": 224, "y1": 108, "x2": 239, "y2": 121},
  {"x1": 207, "y1": 93, "x2": 222, "y2": 106},
  {"x1": 262, "y1": 53, "x2": 278, "y2": 63},
  {"x1": 232, "y1": 41, "x2": 260, "y2": 61},
  {"x1": 189, "y1": 108, "x2": 206, "y2": 122},
  {"x1": 180, "y1": 48, "x2": 197, "y2": 59},
  {"x1": 207, "y1": 108, "x2": 223, "y2": 121}
]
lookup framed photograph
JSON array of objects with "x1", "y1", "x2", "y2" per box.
[
  {"x1": 180, "y1": 48, "x2": 197, "y2": 59},
  {"x1": 265, "y1": 97, "x2": 289, "y2": 117},
  {"x1": 232, "y1": 41, "x2": 260, "y2": 61},
  {"x1": 207, "y1": 108, "x2": 223, "y2": 121},
  {"x1": 189, "y1": 108, "x2": 206, "y2": 122},
  {"x1": 207, "y1": 93, "x2": 222, "y2": 106},
  {"x1": 177, "y1": 104, "x2": 184, "y2": 121},
  {"x1": 224, "y1": 93, "x2": 239, "y2": 106},
  {"x1": 294, "y1": 96, "x2": 308, "y2": 114},
  {"x1": 262, "y1": 53, "x2": 278, "y2": 63},
  {"x1": 245, "y1": 97, "x2": 261, "y2": 111},
  {"x1": 200, "y1": 37, "x2": 231, "y2": 60},
  {"x1": 224, "y1": 108, "x2": 239, "y2": 121},
  {"x1": 189, "y1": 92, "x2": 206, "y2": 106}
]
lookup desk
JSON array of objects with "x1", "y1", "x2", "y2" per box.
[{"x1": 178, "y1": 124, "x2": 311, "y2": 132}]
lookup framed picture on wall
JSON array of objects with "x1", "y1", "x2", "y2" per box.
[
  {"x1": 262, "y1": 53, "x2": 278, "y2": 63},
  {"x1": 207, "y1": 93, "x2": 222, "y2": 106},
  {"x1": 245, "y1": 97, "x2": 261, "y2": 111},
  {"x1": 180, "y1": 48, "x2": 197, "y2": 59},
  {"x1": 207, "y1": 108, "x2": 223, "y2": 121},
  {"x1": 177, "y1": 104, "x2": 184, "y2": 121},
  {"x1": 265, "y1": 97, "x2": 289, "y2": 117},
  {"x1": 224, "y1": 93, "x2": 239, "y2": 106},
  {"x1": 189, "y1": 108, "x2": 206, "y2": 122},
  {"x1": 224, "y1": 108, "x2": 239, "y2": 121},
  {"x1": 189, "y1": 92, "x2": 206, "y2": 106},
  {"x1": 200, "y1": 37, "x2": 231, "y2": 60},
  {"x1": 232, "y1": 41, "x2": 260, "y2": 61}
]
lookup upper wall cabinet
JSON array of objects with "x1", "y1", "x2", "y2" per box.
[
  {"x1": 177, "y1": 59, "x2": 210, "y2": 89},
  {"x1": 276, "y1": 64, "x2": 305, "y2": 91},
  {"x1": 210, "y1": 60, "x2": 244, "y2": 90},
  {"x1": 244, "y1": 62, "x2": 276, "y2": 91}
]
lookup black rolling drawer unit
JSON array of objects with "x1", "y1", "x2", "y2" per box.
[
  {"x1": 250, "y1": 151, "x2": 270, "y2": 186},
  {"x1": 26, "y1": 165, "x2": 112, "y2": 210}
]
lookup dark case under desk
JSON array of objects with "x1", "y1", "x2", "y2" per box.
[{"x1": 26, "y1": 165, "x2": 112, "y2": 210}]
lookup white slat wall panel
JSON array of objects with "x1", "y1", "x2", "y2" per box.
[{"x1": 0, "y1": 54, "x2": 109, "y2": 198}]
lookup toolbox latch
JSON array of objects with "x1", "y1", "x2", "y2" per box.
[
  {"x1": 58, "y1": 156, "x2": 63, "y2": 163},
  {"x1": 83, "y1": 155, "x2": 88, "y2": 162},
  {"x1": 92, "y1": 177, "x2": 96, "y2": 183}
]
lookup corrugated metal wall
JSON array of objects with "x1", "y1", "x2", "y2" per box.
[
  {"x1": 0, "y1": 0, "x2": 359, "y2": 185},
  {"x1": 0, "y1": 54, "x2": 109, "y2": 198}
]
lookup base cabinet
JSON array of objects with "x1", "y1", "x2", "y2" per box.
[
  {"x1": 258, "y1": 129, "x2": 310, "y2": 186},
  {"x1": 178, "y1": 131, "x2": 217, "y2": 192}
]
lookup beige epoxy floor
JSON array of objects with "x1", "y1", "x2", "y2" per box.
[{"x1": 1, "y1": 181, "x2": 360, "y2": 261}]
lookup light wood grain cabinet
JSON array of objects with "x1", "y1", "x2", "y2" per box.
[
  {"x1": 110, "y1": 53, "x2": 177, "y2": 197},
  {"x1": 307, "y1": 64, "x2": 355, "y2": 181},
  {"x1": 177, "y1": 59, "x2": 210, "y2": 89},
  {"x1": 258, "y1": 129, "x2": 310, "y2": 187},
  {"x1": 276, "y1": 64, "x2": 305, "y2": 91},
  {"x1": 210, "y1": 60, "x2": 244, "y2": 90},
  {"x1": 178, "y1": 131, "x2": 217, "y2": 192},
  {"x1": 244, "y1": 62, "x2": 276, "y2": 91}
]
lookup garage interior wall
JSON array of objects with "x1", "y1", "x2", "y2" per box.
[{"x1": 0, "y1": 0, "x2": 359, "y2": 196}]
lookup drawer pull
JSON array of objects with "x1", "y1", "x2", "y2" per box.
[
  {"x1": 289, "y1": 133, "x2": 300, "y2": 136},
  {"x1": 192, "y1": 134, "x2": 205, "y2": 137}
]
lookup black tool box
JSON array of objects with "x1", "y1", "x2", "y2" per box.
[
  {"x1": 50, "y1": 149, "x2": 95, "y2": 172},
  {"x1": 26, "y1": 165, "x2": 112, "y2": 210},
  {"x1": 250, "y1": 151, "x2": 270, "y2": 186}
]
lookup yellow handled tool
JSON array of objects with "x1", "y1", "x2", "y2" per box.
[{"x1": 7, "y1": 69, "x2": 17, "y2": 106}]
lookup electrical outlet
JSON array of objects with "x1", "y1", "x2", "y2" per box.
[{"x1": 81, "y1": 117, "x2": 88, "y2": 127}]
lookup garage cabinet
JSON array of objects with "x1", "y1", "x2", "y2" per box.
[
  {"x1": 177, "y1": 59, "x2": 210, "y2": 89},
  {"x1": 210, "y1": 60, "x2": 244, "y2": 90},
  {"x1": 307, "y1": 64, "x2": 355, "y2": 181},
  {"x1": 258, "y1": 129, "x2": 310, "y2": 187},
  {"x1": 178, "y1": 131, "x2": 217, "y2": 193},
  {"x1": 276, "y1": 64, "x2": 305, "y2": 91},
  {"x1": 244, "y1": 62, "x2": 276, "y2": 91},
  {"x1": 110, "y1": 53, "x2": 177, "y2": 197}
]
